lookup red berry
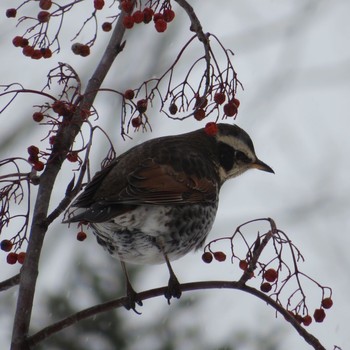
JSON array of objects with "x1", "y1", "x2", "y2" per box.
[
  {"x1": 32, "y1": 112, "x2": 44, "y2": 122},
  {"x1": 6, "y1": 8, "x2": 17, "y2": 18},
  {"x1": 31, "y1": 49, "x2": 43, "y2": 60},
  {"x1": 204, "y1": 122, "x2": 218, "y2": 136},
  {"x1": 294, "y1": 314, "x2": 304, "y2": 324},
  {"x1": 102, "y1": 22, "x2": 112, "y2": 32},
  {"x1": 79, "y1": 45, "x2": 90, "y2": 57},
  {"x1": 22, "y1": 46, "x2": 34, "y2": 57},
  {"x1": 94, "y1": 0, "x2": 105, "y2": 10},
  {"x1": 263, "y1": 268, "x2": 278, "y2": 283},
  {"x1": 33, "y1": 161, "x2": 45, "y2": 171},
  {"x1": 124, "y1": 89, "x2": 135, "y2": 100},
  {"x1": 195, "y1": 96, "x2": 208, "y2": 108},
  {"x1": 37, "y1": 11, "x2": 50, "y2": 23},
  {"x1": 27, "y1": 145, "x2": 39, "y2": 156},
  {"x1": 155, "y1": 19, "x2": 167, "y2": 33},
  {"x1": 132, "y1": 10, "x2": 144, "y2": 24},
  {"x1": 17, "y1": 252, "x2": 26, "y2": 264},
  {"x1": 223, "y1": 102, "x2": 237, "y2": 117},
  {"x1": 214, "y1": 92, "x2": 226, "y2": 105},
  {"x1": 239, "y1": 260, "x2": 248, "y2": 271},
  {"x1": 302, "y1": 315, "x2": 312, "y2": 326},
  {"x1": 232, "y1": 98, "x2": 240, "y2": 108},
  {"x1": 7, "y1": 252, "x2": 18, "y2": 265},
  {"x1": 77, "y1": 231, "x2": 87, "y2": 241},
  {"x1": 123, "y1": 15, "x2": 134, "y2": 29},
  {"x1": 163, "y1": 9, "x2": 175, "y2": 22},
  {"x1": 321, "y1": 297, "x2": 333, "y2": 309},
  {"x1": 67, "y1": 152, "x2": 79, "y2": 163},
  {"x1": 1, "y1": 240, "x2": 13, "y2": 252},
  {"x1": 28, "y1": 155, "x2": 39, "y2": 164},
  {"x1": 121, "y1": 0, "x2": 133, "y2": 13},
  {"x1": 260, "y1": 282, "x2": 272, "y2": 293},
  {"x1": 202, "y1": 252, "x2": 213, "y2": 263},
  {"x1": 12, "y1": 36, "x2": 23, "y2": 47},
  {"x1": 213, "y1": 251, "x2": 226, "y2": 262},
  {"x1": 169, "y1": 103, "x2": 178, "y2": 115},
  {"x1": 41, "y1": 47, "x2": 52, "y2": 58},
  {"x1": 136, "y1": 99, "x2": 147, "y2": 113},
  {"x1": 142, "y1": 7, "x2": 154, "y2": 23},
  {"x1": 194, "y1": 108, "x2": 206, "y2": 121},
  {"x1": 153, "y1": 13, "x2": 164, "y2": 22},
  {"x1": 131, "y1": 116, "x2": 142, "y2": 128},
  {"x1": 49, "y1": 136, "x2": 56, "y2": 145},
  {"x1": 39, "y1": 0, "x2": 52, "y2": 10},
  {"x1": 313, "y1": 308, "x2": 326, "y2": 323}
]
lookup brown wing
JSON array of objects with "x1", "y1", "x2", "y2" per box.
[
  {"x1": 66, "y1": 158, "x2": 218, "y2": 223},
  {"x1": 118, "y1": 159, "x2": 218, "y2": 205}
]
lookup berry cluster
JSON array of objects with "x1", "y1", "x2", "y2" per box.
[
  {"x1": 27, "y1": 145, "x2": 45, "y2": 172},
  {"x1": 121, "y1": 2, "x2": 175, "y2": 33},
  {"x1": 201, "y1": 218, "x2": 334, "y2": 328},
  {"x1": 1, "y1": 240, "x2": 26, "y2": 265},
  {"x1": 12, "y1": 36, "x2": 52, "y2": 60}
]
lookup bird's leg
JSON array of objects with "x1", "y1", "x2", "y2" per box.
[
  {"x1": 121, "y1": 261, "x2": 143, "y2": 313},
  {"x1": 163, "y1": 253, "x2": 182, "y2": 304}
]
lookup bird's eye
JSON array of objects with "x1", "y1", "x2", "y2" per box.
[{"x1": 235, "y1": 151, "x2": 251, "y2": 163}]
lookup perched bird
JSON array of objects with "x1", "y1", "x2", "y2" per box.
[{"x1": 64, "y1": 123, "x2": 274, "y2": 308}]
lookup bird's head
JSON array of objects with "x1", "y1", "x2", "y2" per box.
[{"x1": 211, "y1": 124, "x2": 274, "y2": 183}]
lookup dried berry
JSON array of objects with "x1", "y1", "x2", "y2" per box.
[
  {"x1": 263, "y1": 268, "x2": 278, "y2": 283},
  {"x1": 214, "y1": 92, "x2": 226, "y2": 105},
  {"x1": 142, "y1": 7, "x2": 154, "y2": 23},
  {"x1": 39, "y1": 0, "x2": 52, "y2": 10},
  {"x1": 94, "y1": 0, "x2": 105, "y2": 10},
  {"x1": 23, "y1": 46, "x2": 35, "y2": 57},
  {"x1": 31, "y1": 49, "x2": 43, "y2": 60},
  {"x1": 132, "y1": 10, "x2": 144, "y2": 24},
  {"x1": 6, "y1": 8, "x2": 17, "y2": 18},
  {"x1": 232, "y1": 98, "x2": 240, "y2": 108},
  {"x1": 239, "y1": 259, "x2": 248, "y2": 271},
  {"x1": 124, "y1": 89, "x2": 135, "y2": 100},
  {"x1": 37, "y1": 11, "x2": 50, "y2": 23},
  {"x1": 33, "y1": 161, "x2": 45, "y2": 171},
  {"x1": 313, "y1": 308, "x2": 326, "y2": 323},
  {"x1": 67, "y1": 152, "x2": 79, "y2": 163},
  {"x1": 131, "y1": 116, "x2": 142, "y2": 128},
  {"x1": 1, "y1": 240, "x2": 13, "y2": 252},
  {"x1": 136, "y1": 99, "x2": 147, "y2": 113},
  {"x1": 213, "y1": 251, "x2": 226, "y2": 262},
  {"x1": 163, "y1": 9, "x2": 175, "y2": 22},
  {"x1": 17, "y1": 252, "x2": 26, "y2": 264},
  {"x1": 169, "y1": 103, "x2": 178, "y2": 115},
  {"x1": 260, "y1": 282, "x2": 272, "y2": 293},
  {"x1": 154, "y1": 19, "x2": 167, "y2": 33},
  {"x1": 223, "y1": 102, "x2": 237, "y2": 117},
  {"x1": 102, "y1": 22, "x2": 112, "y2": 32},
  {"x1": 77, "y1": 231, "x2": 87, "y2": 241},
  {"x1": 121, "y1": 0, "x2": 133, "y2": 13},
  {"x1": 204, "y1": 122, "x2": 218, "y2": 136},
  {"x1": 202, "y1": 252, "x2": 213, "y2": 263},
  {"x1": 302, "y1": 315, "x2": 312, "y2": 326},
  {"x1": 7, "y1": 252, "x2": 18, "y2": 265},
  {"x1": 321, "y1": 297, "x2": 333, "y2": 309},
  {"x1": 123, "y1": 15, "x2": 134, "y2": 29},
  {"x1": 194, "y1": 108, "x2": 205, "y2": 121},
  {"x1": 27, "y1": 145, "x2": 39, "y2": 156},
  {"x1": 41, "y1": 48, "x2": 52, "y2": 58}
]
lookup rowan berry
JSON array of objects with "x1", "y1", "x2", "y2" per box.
[
  {"x1": 163, "y1": 9, "x2": 175, "y2": 22},
  {"x1": 77, "y1": 231, "x2": 87, "y2": 241},
  {"x1": 223, "y1": 102, "x2": 237, "y2": 117},
  {"x1": 123, "y1": 15, "x2": 134, "y2": 29},
  {"x1": 28, "y1": 145, "x2": 40, "y2": 156},
  {"x1": 32, "y1": 112, "x2": 44, "y2": 122},
  {"x1": 39, "y1": 0, "x2": 52, "y2": 10},
  {"x1": 214, "y1": 92, "x2": 226, "y2": 105},
  {"x1": 17, "y1": 252, "x2": 26, "y2": 264},
  {"x1": 41, "y1": 48, "x2": 52, "y2": 58},
  {"x1": 260, "y1": 282, "x2": 272, "y2": 293},
  {"x1": 67, "y1": 152, "x2": 79, "y2": 163},
  {"x1": 37, "y1": 11, "x2": 50, "y2": 23},
  {"x1": 131, "y1": 116, "x2": 142, "y2": 128},
  {"x1": 124, "y1": 89, "x2": 135, "y2": 100},
  {"x1": 94, "y1": 0, "x2": 105, "y2": 10},
  {"x1": 239, "y1": 260, "x2": 248, "y2": 271},
  {"x1": 204, "y1": 122, "x2": 218, "y2": 136},
  {"x1": 202, "y1": 252, "x2": 213, "y2": 263},
  {"x1": 102, "y1": 22, "x2": 112, "y2": 32},
  {"x1": 121, "y1": 0, "x2": 133, "y2": 13},
  {"x1": 23, "y1": 46, "x2": 35, "y2": 57},
  {"x1": 33, "y1": 161, "x2": 45, "y2": 171},
  {"x1": 132, "y1": 10, "x2": 144, "y2": 24},
  {"x1": 302, "y1": 315, "x2": 312, "y2": 326},
  {"x1": 7, "y1": 252, "x2": 18, "y2": 265},
  {"x1": 313, "y1": 308, "x2": 326, "y2": 323},
  {"x1": 136, "y1": 99, "x2": 147, "y2": 113},
  {"x1": 213, "y1": 251, "x2": 226, "y2": 262},
  {"x1": 194, "y1": 108, "x2": 205, "y2": 121},
  {"x1": 31, "y1": 49, "x2": 43, "y2": 60},
  {"x1": 142, "y1": 7, "x2": 154, "y2": 23},
  {"x1": 169, "y1": 103, "x2": 178, "y2": 115},
  {"x1": 263, "y1": 268, "x2": 278, "y2": 283},
  {"x1": 6, "y1": 8, "x2": 17, "y2": 18},
  {"x1": 321, "y1": 297, "x2": 333, "y2": 309},
  {"x1": 0, "y1": 240, "x2": 13, "y2": 252}
]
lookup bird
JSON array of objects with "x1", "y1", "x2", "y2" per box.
[{"x1": 64, "y1": 123, "x2": 274, "y2": 309}]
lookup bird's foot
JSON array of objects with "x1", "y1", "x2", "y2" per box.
[
  {"x1": 164, "y1": 273, "x2": 182, "y2": 304},
  {"x1": 123, "y1": 282, "x2": 143, "y2": 314}
]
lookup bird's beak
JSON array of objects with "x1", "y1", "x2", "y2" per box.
[{"x1": 252, "y1": 159, "x2": 275, "y2": 174}]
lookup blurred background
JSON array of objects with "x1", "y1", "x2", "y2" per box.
[{"x1": 1, "y1": 0, "x2": 349, "y2": 349}]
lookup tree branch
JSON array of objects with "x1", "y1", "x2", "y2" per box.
[
  {"x1": 0, "y1": 274, "x2": 20, "y2": 292},
  {"x1": 28, "y1": 280, "x2": 326, "y2": 350}
]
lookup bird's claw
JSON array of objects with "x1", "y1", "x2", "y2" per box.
[{"x1": 164, "y1": 274, "x2": 182, "y2": 304}]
